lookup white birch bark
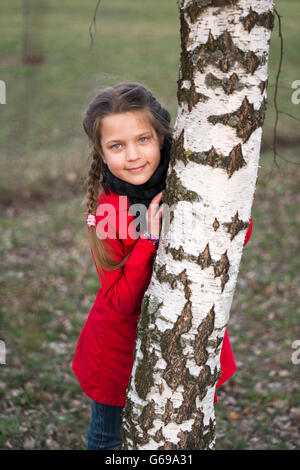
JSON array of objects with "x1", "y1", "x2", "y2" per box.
[{"x1": 122, "y1": 0, "x2": 274, "y2": 450}]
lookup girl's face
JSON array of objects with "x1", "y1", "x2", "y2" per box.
[{"x1": 99, "y1": 110, "x2": 164, "y2": 185}]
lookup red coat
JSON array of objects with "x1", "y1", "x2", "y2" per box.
[{"x1": 72, "y1": 183, "x2": 253, "y2": 406}]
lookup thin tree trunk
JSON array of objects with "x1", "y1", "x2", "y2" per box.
[
  {"x1": 122, "y1": 0, "x2": 275, "y2": 450},
  {"x1": 22, "y1": 0, "x2": 48, "y2": 64}
]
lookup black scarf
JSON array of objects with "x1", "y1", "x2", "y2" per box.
[{"x1": 102, "y1": 135, "x2": 172, "y2": 233}]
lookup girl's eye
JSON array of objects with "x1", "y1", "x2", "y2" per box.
[{"x1": 111, "y1": 137, "x2": 148, "y2": 149}]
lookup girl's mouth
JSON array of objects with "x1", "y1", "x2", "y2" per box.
[{"x1": 127, "y1": 164, "x2": 146, "y2": 172}]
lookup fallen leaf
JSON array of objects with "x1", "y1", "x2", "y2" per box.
[
  {"x1": 278, "y1": 370, "x2": 289, "y2": 377},
  {"x1": 23, "y1": 437, "x2": 35, "y2": 449},
  {"x1": 46, "y1": 438, "x2": 60, "y2": 450}
]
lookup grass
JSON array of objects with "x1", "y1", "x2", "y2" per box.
[
  {"x1": 0, "y1": 0, "x2": 180, "y2": 204},
  {"x1": 0, "y1": 0, "x2": 299, "y2": 450}
]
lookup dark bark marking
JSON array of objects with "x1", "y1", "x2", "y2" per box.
[
  {"x1": 180, "y1": 143, "x2": 247, "y2": 178},
  {"x1": 163, "y1": 129, "x2": 202, "y2": 216},
  {"x1": 213, "y1": 251, "x2": 230, "y2": 292},
  {"x1": 176, "y1": 381, "x2": 199, "y2": 424},
  {"x1": 196, "y1": 364, "x2": 213, "y2": 401},
  {"x1": 241, "y1": 7, "x2": 275, "y2": 33},
  {"x1": 122, "y1": 397, "x2": 140, "y2": 450},
  {"x1": 153, "y1": 426, "x2": 164, "y2": 443},
  {"x1": 161, "y1": 299, "x2": 193, "y2": 362},
  {"x1": 176, "y1": 408, "x2": 215, "y2": 450},
  {"x1": 205, "y1": 71, "x2": 245, "y2": 95},
  {"x1": 162, "y1": 355, "x2": 188, "y2": 392},
  {"x1": 160, "y1": 244, "x2": 232, "y2": 294},
  {"x1": 215, "y1": 335, "x2": 224, "y2": 351},
  {"x1": 139, "y1": 399, "x2": 156, "y2": 441},
  {"x1": 197, "y1": 30, "x2": 265, "y2": 75},
  {"x1": 169, "y1": 128, "x2": 185, "y2": 171},
  {"x1": 180, "y1": 269, "x2": 193, "y2": 300},
  {"x1": 197, "y1": 243, "x2": 213, "y2": 269},
  {"x1": 165, "y1": 168, "x2": 202, "y2": 206},
  {"x1": 163, "y1": 398, "x2": 174, "y2": 426},
  {"x1": 223, "y1": 210, "x2": 251, "y2": 241},
  {"x1": 213, "y1": 217, "x2": 220, "y2": 231},
  {"x1": 194, "y1": 305, "x2": 215, "y2": 366},
  {"x1": 179, "y1": 8, "x2": 193, "y2": 82},
  {"x1": 227, "y1": 143, "x2": 247, "y2": 177},
  {"x1": 186, "y1": 30, "x2": 266, "y2": 76},
  {"x1": 158, "y1": 440, "x2": 177, "y2": 450},
  {"x1": 259, "y1": 78, "x2": 268, "y2": 95},
  {"x1": 135, "y1": 295, "x2": 162, "y2": 401},
  {"x1": 185, "y1": 0, "x2": 239, "y2": 24},
  {"x1": 160, "y1": 270, "x2": 194, "y2": 392},
  {"x1": 208, "y1": 95, "x2": 267, "y2": 143},
  {"x1": 178, "y1": 78, "x2": 209, "y2": 112}
]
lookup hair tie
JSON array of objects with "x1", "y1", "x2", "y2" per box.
[{"x1": 87, "y1": 212, "x2": 96, "y2": 227}]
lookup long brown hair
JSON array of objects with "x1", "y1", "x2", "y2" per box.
[{"x1": 82, "y1": 82, "x2": 174, "y2": 285}]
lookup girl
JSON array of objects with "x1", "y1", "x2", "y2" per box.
[{"x1": 71, "y1": 82, "x2": 253, "y2": 450}]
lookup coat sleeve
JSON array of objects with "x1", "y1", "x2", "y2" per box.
[{"x1": 88, "y1": 210, "x2": 157, "y2": 317}]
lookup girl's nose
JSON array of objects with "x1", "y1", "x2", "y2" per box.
[{"x1": 125, "y1": 144, "x2": 140, "y2": 161}]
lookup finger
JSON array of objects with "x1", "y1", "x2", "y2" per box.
[
  {"x1": 153, "y1": 201, "x2": 163, "y2": 210},
  {"x1": 154, "y1": 205, "x2": 164, "y2": 218},
  {"x1": 152, "y1": 191, "x2": 163, "y2": 202},
  {"x1": 149, "y1": 202, "x2": 160, "y2": 214}
]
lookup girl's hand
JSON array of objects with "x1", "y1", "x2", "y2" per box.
[{"x1": 146, "y1": 191, "x2": 164, "y2": 240}]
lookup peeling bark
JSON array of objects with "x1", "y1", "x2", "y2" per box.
[{"x1": 122, "y1": 0, "x2": 274, "y2": 450}]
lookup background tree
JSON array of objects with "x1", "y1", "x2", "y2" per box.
[
  {"x1": 22, "y1": 0, "x2": 48, "y2": 64},
  {"x1": 121, "y1": 0, "x2": 275, "y2": 450}
]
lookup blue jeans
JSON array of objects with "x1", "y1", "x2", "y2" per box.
[{"x1": 87, "y1": 400, "x2": 123, "y2": 450}]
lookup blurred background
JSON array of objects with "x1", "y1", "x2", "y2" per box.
[{"x1": 0, "y1": 0, "x2": 299, "y2": 450}]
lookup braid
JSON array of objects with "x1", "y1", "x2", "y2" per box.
[{"x1": 86, "y1": 148, "x2": 103, "y2": 215}]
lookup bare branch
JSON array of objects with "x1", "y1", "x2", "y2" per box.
[
  {"x1": 269, "y1": 7, "x2": 284, "y2": 179},
  {"x1": 262, "y1": 137, "x2": 300, "y2": 181},
  {"x1": 278, "y1": 110, "x2": 300, "y2": 123},
  {"x1": 89, "y1": 0, "x2": 102, "y2": 50}
]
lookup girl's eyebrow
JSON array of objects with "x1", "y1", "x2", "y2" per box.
[{"x1": 105, "y1": 131, "x2": 152, "y2": 145}]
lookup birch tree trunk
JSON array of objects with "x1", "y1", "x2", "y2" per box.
[{"x1": 122, "y1": 0, "x2": 274, "y2": 450}]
